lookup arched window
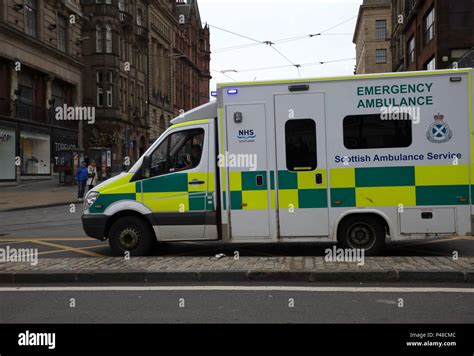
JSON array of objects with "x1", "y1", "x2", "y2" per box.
[
  {"x1": 96, "y1": 24, "x2": 103, "y2": 52},
  {"x1": 105, "y1": 24, "x2": 112, "y2": 53}
]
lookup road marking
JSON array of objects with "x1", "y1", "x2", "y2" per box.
[
  {"x1": 0, "y1": 286, "x2": 473, "y2": 293},
  {"x1": 37, "y1": 244, "x2": 106, "y2": 256},
  {"x1": 0, "y1": 237, "x2": 91, "y2": 241},
  {"x1": 30, "y1": 240, "x2": 106, "y2": 258},
  {"x1": 0, "y1": 240, "x2": 29, "y2": 246}
]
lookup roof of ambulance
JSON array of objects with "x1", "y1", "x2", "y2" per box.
[
  {"x1": 216, "y1": 68, "x2": 472, "y2": 87},
  {"x1": 171, "y1": 68, "x2": 472, "y2": 125}
]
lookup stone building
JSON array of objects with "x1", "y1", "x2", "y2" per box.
[
  {"x1": 81, "y1": 0, "x2": 150, "y2": 173},
  {"x1": 353, "y1": 0, "x2": 393, "y2": 74},
  {"x1": 148, "y1": 0, "x2": 175, "y2": 142},
  {"x1": 391, "y1": 0, "x2": 474, "y2": 71},
  {"x1": 80, "y1": 0, "x2": 211, "y2": 173},
  {"x1": 173, "y1": 0, "x2": 211, "y2": 114},
  {"x1": 0, "y1": 0, "x2": 84, "y2": 182}
]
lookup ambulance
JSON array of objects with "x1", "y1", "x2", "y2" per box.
[{"x1": 81, "y1": 69, "x2": 474, "y2": 256}]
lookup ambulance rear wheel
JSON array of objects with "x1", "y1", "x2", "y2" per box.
[
  {"x1": 337, "y1": 215, "x2": 385, "y2": 256},
  {"x1": 108, "y1": 216, "x2": 155, "y2": 256}
]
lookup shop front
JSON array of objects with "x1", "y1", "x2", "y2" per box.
[
  {"x1": 0, "y1": 124, "x2": 17, "y2": 181},
  {"x1": 19, "y1": 127, "x2": 51, "y2": 176},
  {"x1": 52, "y1": 129, "x2": 78, "y2": 173}
]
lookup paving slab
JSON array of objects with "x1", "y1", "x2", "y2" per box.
[{"x1": 0, "y1": 256, "x2": 473, "y2": 283}]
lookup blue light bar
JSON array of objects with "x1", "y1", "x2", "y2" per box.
[
  {"x1": 227, "y1": 89, "x2": 238, "y2": 95},
  {"x1": 211, "y1": 91, "x2": 217, "y2": 97}
]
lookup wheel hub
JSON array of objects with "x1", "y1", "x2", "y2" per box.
[
  {"x1": 348, "y1": 224, "x2": 375, "y2": 249},
  {"x1": 118, "y1": 227, "x2": 141, "y2": 250}
]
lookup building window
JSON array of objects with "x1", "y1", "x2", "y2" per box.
[
  {"x1": 137, "y1": 9, "x2": 143, "y2": 27},
  {"x1": 424, "y1": 7, "x2": 435, "y2": 45},
  {"x1": 96, "y1": 24, "x2": 103, "y2": 52},
  {"x1": 24, "y1": 0, "x2": 37, "y2": 37},
  {"x1": 375, "y1": 20, "x2": 386, "y2": 41},
  {"x1": 105, "y1": 24, "x2": 112, "y2": 53},
  {"x1": 106, "y1": 86, "x2": 113, "y2": 107},
  {"x1": 425, "y1": 57, "x2": 436, "y2": 71},
  {"x1": 96, "y1": 72, "x2": 103, "y2": 107},
  {"x1": 105, "y1": 71, "x2": 113, "y2": 83},
  {"x1": 52, "y1": 81, "x2": 65, "y2": 109},
  {"x1": 343, "y1": 114, "x2": 412, "y2": 150},
  {"x1": 375, "y1": 49, "x2": 387, "y2": 64},
  {"x1": 407, "y1": 36, "x2": 415, "y2": 64},
  {"x1": 20, "y1": 131, "x2": 51, "y2": 175},
  {"x1": 57, "y1": 15, "x2": 67, "y2": 52},
  {"x1": 97, "y1": 86, "x2": 104, "y2": 107},
  {"x1": 285, "y1": 119, "x2": 317, "y2": 171}
]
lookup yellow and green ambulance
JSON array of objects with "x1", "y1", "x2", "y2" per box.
[{"x1": 82, "y1": 69, "x2": 474, "y2": 256}]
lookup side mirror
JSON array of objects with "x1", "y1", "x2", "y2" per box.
[{"x1": 142, "y1": 156, "x2": 151, "y2": 178}]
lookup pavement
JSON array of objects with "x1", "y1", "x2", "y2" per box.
[
  {"x1": 0, "y1": 178, "x2": 79, "y2": 212},
  {"x1": 0, "y1": 256, "x2": 473, "y2": 283}
]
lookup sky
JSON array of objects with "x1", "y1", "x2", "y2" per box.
[{"x1": 198, "y1": 0, "x2": 363, "y2": 91}]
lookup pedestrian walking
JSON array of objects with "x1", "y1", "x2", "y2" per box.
[
  {"x1": 76, "y1": 162, "x2": 88, "y2": 201},
  {"x1": 87, "y1": 160, "x2": 98, "y2": 191}
]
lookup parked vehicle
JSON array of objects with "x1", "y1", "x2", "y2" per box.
[{"x1": 82, "y1": 68, "x2": 474, "y2": 256}]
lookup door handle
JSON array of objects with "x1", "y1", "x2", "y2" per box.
[
  {"x1": 315, "y1": 173, "x2": 323, "y2": 185},
  {"x1": 189, "y1": 179, "x2": 205, "y2": 185}
]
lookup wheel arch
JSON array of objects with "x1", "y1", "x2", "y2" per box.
[
  {"x1": 104, "y1": 210, "x2": 156, "y2": 241},
  {"x1": 332, "y1": 209, "x2": 393, "y2": 242}
]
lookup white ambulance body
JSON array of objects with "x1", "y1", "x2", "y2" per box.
[{"x1": 81, "y1": 69, "x2": 474, "y2": 256}]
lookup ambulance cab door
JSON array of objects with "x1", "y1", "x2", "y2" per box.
[
  {"x1": 274, "y1": 93, "x2": 329, "y2": 237},
  {"x1": 140, "y1": 122, "x2": 215, "y2": 241}
]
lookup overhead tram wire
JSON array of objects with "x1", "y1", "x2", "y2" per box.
[
  {"x1": 211, "y1": 16, "x2": 357, "y2": 53},
  {"x1": 209, "y1": 24, "x2": 301, "y2": 77},
  {"x1": 212, "y1": 33, "x2": 353, "y2": 53},
  {"x1": 222, "y1": 57, "x2": 356, "y2": 73}
]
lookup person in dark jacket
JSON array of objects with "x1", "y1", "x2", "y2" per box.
[{"x1": 76, "y1": 162, "x2": 88, "y2": 201}]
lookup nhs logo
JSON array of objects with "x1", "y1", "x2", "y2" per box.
[{"x1": 237, "y1": 129, "x2": 256, "y2": 143}]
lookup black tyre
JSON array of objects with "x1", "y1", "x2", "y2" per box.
[
  {"x1": 108, "y1": 216, "x2": 155, "y2": 256},
  {"x1": 337, "y1": 215, "x2": 385, "y2": 256}
]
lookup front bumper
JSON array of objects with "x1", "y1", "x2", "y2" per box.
[{"x1": 82, "y1": 214, "x2": 109, "y2": 241}]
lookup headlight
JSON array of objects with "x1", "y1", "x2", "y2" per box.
[{"x1": 84, "y1": 191, "x2": 100, "y2": 211}]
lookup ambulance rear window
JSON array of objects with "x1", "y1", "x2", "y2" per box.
[
  {"x1": 285, "y1": 119, "x2": 317, "y2": 171},
  {"x1": 343, "y1": 114, "x2": 412, "y2": 150}
]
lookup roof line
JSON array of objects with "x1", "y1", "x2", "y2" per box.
[{"x1": 217, "y1": 69, "x2": 473, "y2": 87}]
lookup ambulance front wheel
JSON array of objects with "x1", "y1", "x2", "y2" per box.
[
  {"x1": 337, "y1": 215, "x2": 385, "y2": 256},
  {"x1": 108, "y1": 216, "x2": 156, "y2": 256}
]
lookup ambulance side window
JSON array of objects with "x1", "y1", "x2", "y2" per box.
[
  {"x1": 285, "y1": 119, "x2": 317, "y2": 171},
  {"x1": 343, "y1": 114, "x2": 412, "y2": 150},
  {"x1": 149, "y1": 128, "x2": 204, "y2": 177}
]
